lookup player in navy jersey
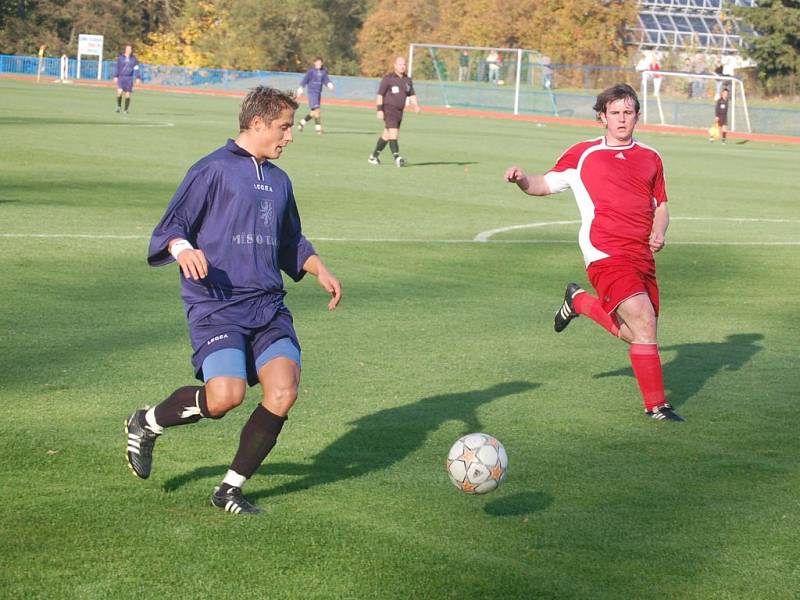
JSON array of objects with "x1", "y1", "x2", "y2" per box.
[
  {"x1": 125, "y1": 86, "x2": 342, "y2": 514},
  {"x1": 113, "y1": 45, "x2": 141, "y2": 114},
  {"x1": 296, "y1": 57, "x2": 334, "y2": 135},
  {"x1": 505, "y1": 83, "x2": 682, "y2": 422}
]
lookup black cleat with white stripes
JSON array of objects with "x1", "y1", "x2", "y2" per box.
[
  {"x1": 211, "y1": 486, "x2": 263, "y2": 515},
  {"x1": 554, "y1": 282, "x2": 584, "y2": 333},
  {"x1": 125, "y1": 409, "x2": 160, "y2": 479},
  {"x1": 646, "y1": 403, "x2": 685, "y2": 422}
]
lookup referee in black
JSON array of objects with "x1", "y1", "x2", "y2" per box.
[
  {"x1": 713, "y1": 87, "x2": 729, "y2": 144},
  {"x1": 368, "y1": 56, "x2": 421, "y2": 167}
]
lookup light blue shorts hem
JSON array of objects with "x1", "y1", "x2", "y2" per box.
[
  {"x1": 255, "y1": 337, "x2": 301, "y2": 372},
  {"x1": 201, "y1": 348, "x2": 247, "y2": 382}
]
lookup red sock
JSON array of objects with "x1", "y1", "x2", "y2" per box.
[
  {"x1": 572, "y1": 291, "x2": 620, "y2": 337},
  {"x1": 629, "y1": 343, "x2": 666, "y2": 411}
]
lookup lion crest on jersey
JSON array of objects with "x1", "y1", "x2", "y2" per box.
[{"x1": 259, "y1": 200, "x2": 274, "y2": 227}]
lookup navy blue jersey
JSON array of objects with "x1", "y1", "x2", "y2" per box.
[
  {"x1": 300, "y1": 67, "x2": 331, "y2": 94},
  {"x1": 148, "y1": 139, "x2": 316, "y2": 339},
  {"x1": 113, "y1": 54, "x2": 140, "y2": 79}
]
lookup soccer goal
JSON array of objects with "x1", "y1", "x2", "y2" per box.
[
  {"x1": 640, "y1": 69, "x2": 751, "y2": 133},
  {"x1": 408, "y1": 43, "x2": 558, "y2": 116}
]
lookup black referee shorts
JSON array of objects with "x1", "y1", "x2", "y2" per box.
[{"x1": 383, "y1": 107, "x2": 404, "y2": 129}]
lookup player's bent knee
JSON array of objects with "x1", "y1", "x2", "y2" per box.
[
  {"x1": 263, "y1": 384, "x2": 298, "y2": 416},
  {"x1": 204, "y1": 378, "x2": 247, "y2": 417}
]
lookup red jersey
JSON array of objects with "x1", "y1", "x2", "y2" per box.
[{"x1": 543, "y1": 137, "x2": 667, "y2": 267}]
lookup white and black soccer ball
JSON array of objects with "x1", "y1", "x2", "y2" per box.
[{"x1": 446, "y1": 433, "x2": 507, "y2": 495}]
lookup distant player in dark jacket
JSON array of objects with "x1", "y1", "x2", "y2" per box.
[
  {"x1": 124, "y1": 87, "x2": 342, "y2": 515},
  {"x1": 368, "y1": 56, "x2": 420, "y2": 167},
  {"x1": 296, "y1": 57, "x2": 334, "y2": 135},
  {"x1": 711, "y1": 87, "x2": 730, "y2": 144},
  {"x1": 113, "y1": 45, "x2": 141, "y2": 114}
]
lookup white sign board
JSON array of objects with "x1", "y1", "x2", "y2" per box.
[
  {"x1": 78, "y1": 34, "x2": 104, "y2": 56},
  {"x1": 77, "y1": 34, "x2": 104, "y2": 80}
]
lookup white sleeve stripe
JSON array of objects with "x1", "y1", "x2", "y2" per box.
[{"x1": 544, "y1": 170, "x2": 573, "y2": 194}]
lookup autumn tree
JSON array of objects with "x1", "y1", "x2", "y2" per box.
[{"x1": 358, "y1": 0, "x2": 637, "y2": 77}]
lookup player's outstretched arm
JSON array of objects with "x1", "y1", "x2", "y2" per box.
[
  {"x1": 302, "y1": 254, "x2": 342, "y2": 311},
  {"x1": 504, "y1": 166, "x2": 551, "y2": 196},
  {"x1": 169, "y1": 238, "x2": 208, "y2": 281}
]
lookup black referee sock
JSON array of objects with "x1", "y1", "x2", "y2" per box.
[
  {"x1": 153, "y1": 386, "x2": 213, "y2": 428},
  {"x1": 373, "y1": 137, "x2": 388, "y2": 156},
  {"x1": 389, "y1": 140, "x2": 399, "y2": 157},
  {"x1": 229, "y1": 405, "x2": 287, "y2": 479}
]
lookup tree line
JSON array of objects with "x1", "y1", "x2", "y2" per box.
[{"x1": 0, "y1": 0, "x2": 797, "y2": 95}]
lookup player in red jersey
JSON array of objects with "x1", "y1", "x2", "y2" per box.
[{"x1": 504, "y1": 83, "x2": 683, "y2": 421}]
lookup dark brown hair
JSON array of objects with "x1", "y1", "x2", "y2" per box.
[
  {"x1": 592, "y1": 83, "x2": 640, "y2": 120},
  {"x1": 239, "y1": 86, "x2": 298, "y2": 131}
]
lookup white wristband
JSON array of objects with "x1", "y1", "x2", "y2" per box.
[{"x1": 170, "y1": 239, "x2": 194, "y2": 260}]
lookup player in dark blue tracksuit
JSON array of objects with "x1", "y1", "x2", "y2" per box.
[
  {"x1": 124, "y1": 86, "x2": 342, "y2": 515},
  {"x1": 113, "y1": 45, "x2": 141, "y2": 114},
  {"x1": 296, "y1": 57, "x2": 334, "y2": 135}
]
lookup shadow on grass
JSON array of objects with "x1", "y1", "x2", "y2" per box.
[
  {"x1": 483, "y1": 491, "x2": 554, "y2": 516},
  {"x1": 593, "y1": 333, "x2": 764, "y2": 408},
  {"x1": 405, "y1": 161, "x2": 478, "y2": 168},
  {"x1": 162, "y1": 381, "x2": 539, "y2": 497}
]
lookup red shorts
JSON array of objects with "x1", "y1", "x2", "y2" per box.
[{"x1": 587, "y1": 257, "x2": 660, "y2": 317}]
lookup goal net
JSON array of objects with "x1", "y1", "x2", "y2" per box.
[
  {"x1": 640, "y1": 69, "x2": 751, "y2": 133},
  {"x1": 408, "y1": 43, "x2": 558, "y2": 116}
]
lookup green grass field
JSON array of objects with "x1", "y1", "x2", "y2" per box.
[{"x1": 1, "y1": 79, "x2": 799, "y2": 599}]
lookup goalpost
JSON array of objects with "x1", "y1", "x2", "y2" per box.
[
  {"x1": 408, "y1": 43, "x2": 558, "y2": 116},
  {"x1": 641, "y1": 69, "x2": 751, "y2": 133}
]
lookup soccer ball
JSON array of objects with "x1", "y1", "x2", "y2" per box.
[{"x1": 446, "y1": 433, "x2": 507, "y2": 494}]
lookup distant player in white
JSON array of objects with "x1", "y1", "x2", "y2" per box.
[{"x1": 505, "y1": 83, "x2": 682, "y2": 422}]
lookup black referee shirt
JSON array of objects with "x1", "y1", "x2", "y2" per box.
[{"x1": 377, "y1": 73, "x2": 416, "y2": 111}]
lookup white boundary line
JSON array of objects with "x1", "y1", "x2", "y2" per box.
[
  {"x1": 1, "y1": 216, "x2": 799, "y2": 246},
  {"x1": 473, "y1": 216, "x2": 800, "y2": 245}
]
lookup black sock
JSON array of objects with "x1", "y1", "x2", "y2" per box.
[
  {"x1": 153, "y1": 386, "x2": 213, "y2": 428},
  {"x1": 304, "y1": 113, "x2": 312, "y2": 123},
  {"x1": 229, "y1": 405, "x2": 287, "y2": 478},
  {"x1": 373, "y1": 137, "x2": 388, "y2": 156},
  {"x1": 116, "y1": 95, "x2": 122, "y2": 107},
  {"x1": 124, "y1": 97, "x2": 130, "y2": 111},
  {"x1": 389, "y1": 140, "x2": 399, "y2": 157},
  {"x1": 314, "y1": 117, "x2": 320, "y2": 125}
]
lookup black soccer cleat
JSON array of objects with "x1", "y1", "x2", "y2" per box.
[
  {"x1": 646, "y1": 403, "x2": 685, "y2": 422},
  {"x1": 554, "y1": 282, "x2": 584, "y2": 332},
  {"x1": 211, "y1": 486, "x2": 263, "y2": 515},
  {"x1": 125, "y1": 409, "x2": 160, "y2": 479}
]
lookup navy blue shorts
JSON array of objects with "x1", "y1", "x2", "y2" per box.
[
  {"x1": 190, "y1": 309, "x2": 300, "y2": 386},
  {"x1": 307, "y1": 92, "x2": 321, "y2": 110},
  {"x1": 117, "y1": 77, "x2": 134, "y2": 93}
]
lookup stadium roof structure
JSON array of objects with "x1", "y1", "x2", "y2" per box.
[{"x1": 627, "y1": 0, "x2": 758, "y2": 54}]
